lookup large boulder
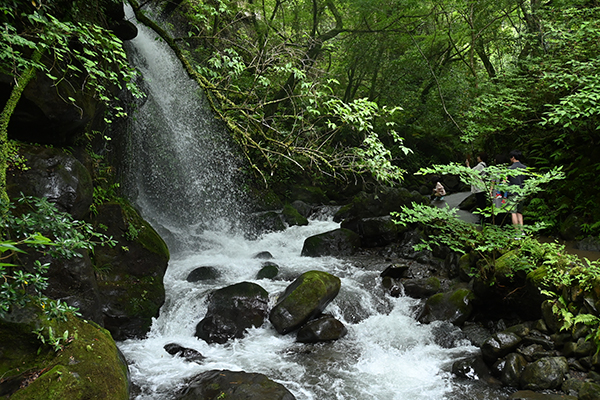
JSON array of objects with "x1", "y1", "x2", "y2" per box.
[
  {"x1": 418, "y1": 288, "x2": 474, "y2": 326},
  {"x1": 493, "y1": 352, "x2": 528, "y2": 387},
  {"x1": 282, "y1": 204, "x2": 309, "y2": 227},
  {"x1": 38, "y1": 250, "x2": 104, "y2": 325},
  {"x1": 269, "y1": 271, "x2": 341, "y2": 334},
  {"x1": 0, "y1": 307, "x2": 129, "y2": 400},
  {"x1": 519, "y1": 356, "x2": 569, "y2": 391},
  {"x1": 91, "y1": 202, "x2": 169, "y2": 340},
  {"x1": 6, "y1": 145, "x2": 93, "y2": 220},
  {"x1": 176, "y1": 370, "x2": 296, "y2": 400},
  {"x1": 340, "y1": 216, "x2": 403, "y2": 247},
  {"x1": 301, "y1": 228, "x2": 360, "y2": 257},
  {"x1": 333, "y1": 187, "x2": 427, "y2": 222},
  {"x1": 195, "y1": 282, "x2": 269, "y2": 344}
]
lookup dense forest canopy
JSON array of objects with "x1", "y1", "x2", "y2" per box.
[
  {"x1": 154, "y1": 0, "x2": 599, "y2": 232},
  {"x1": 1, "y1": 0, "x2": 600, "y2": 234}
]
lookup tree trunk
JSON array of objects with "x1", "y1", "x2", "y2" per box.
[{"x1": 0, "y1": 50, "x2": 42, "y2": 214}]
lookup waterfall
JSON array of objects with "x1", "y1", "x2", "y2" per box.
[
  {"x1": 122, "y1": 5, "x2": 246, "y2": 252},
  {"x1": 118, "y1": 5, "x2": 510, "y2": 400}
]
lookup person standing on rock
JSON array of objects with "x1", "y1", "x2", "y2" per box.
[
  {"x1": 507, "y1": 149, "x2": 527, "y2": 232},
  {"x1": 466, "y1": 152, "x2": 488, "y2": 221}
]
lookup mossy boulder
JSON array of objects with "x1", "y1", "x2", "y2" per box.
[
  {"x1": 282, "y1": 203, "x2": 309, "y2": 227},
  {"x1": 0, "y1": 307, "x2": 128, "y2": 400},
  {"x1": 519, "y1": 356, "x2": 569, "y2": 391},
  {"x1": 418, "y1": 288, "x2": 475, "y2": 326},
  {"x1": 269, "y1": 271, "x2": 341, "y2": 334},
  {"x1": 195, "y1": 282, "x2": 269, "y2": 344},
  {"x1": 300, "y1": 228, "x2": 360, "y2": 257},
  {"x1": 91, "y1": 202, "x2": 169, "y2": 340},
  {"x1": 177, "y1": 369, "x2": 296, "y2": 400}
]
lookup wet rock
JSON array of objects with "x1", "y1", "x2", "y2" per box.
[
  {"x1": 340, "y1": 216, "x2": 402, "y2": 247},
  {"x1": 462, "y1": 322, "x2": 493, "y2": 347},
  {"x1": 195, "y1": 282, "x2": 269, "y2": 344},
  {"x1": 91, "y1": 202, "x2": 169, "y2": 341},
  {"x1": 574, "y1": 236, "x2": 600, "y2": 252},
  {"x1": 248, "y1": 211, "x2": 286, "y2": 236},
  {"x1": 494, "y1": 352, "x2": 527, "y2": 387},
  {"x1": 380, "y1": 265, "x2": 409, "y2": 279},
  {"x1": 296, "y1": 315, "x2": 347, "y2": 343},
  {"x1": 269, "y1": 271, "x2": 341, "y2": 334},
  {"x1": 186, "y1": 266, "x2": 221, "y2": 282},
  {"x1": 381, "y1": 276, "x2": 403, "y2": 297},
  {"x1": 177, "y1": 369, "x2": 296, "y2": 400},
  {"x1": 563, "y1": 337, "x2": 595, "y2": 358},
  {"x1": 519, "y1": 356, "x2": 569, "y2": 390},
  {"x1": 481, "y1": 332, "x2": 522, "y2": 363},
  {"x1": 0, "y1": 308, "x2": 129, "y2": 400},
  {"x1": 541, "y1": 300, "x2": 561, "y2": 333},
  {"x1": 579, "y1": 381, "x2": 600, "y2": 400},
  {"x1": 253, "y1": 251, "x2": 274, "y2": 260},
  {"x1": 290, "y1": 200, "x2": 313, "y2": 218},
  {"x1": 452, "y1": 355, "x2": 495, "y2": 383},
  {"x1": 39, "y1": 250, "x2": 103, "y2": 325},
  {"x1": 333, "y1": 187, "x2": 427, "y2": 222},
  {"x1": 301, "y1": 228, "x2": 360, "y2": 257},
  {"x1": 418, "y1": 288, "x2": 474, "y2": 326},
  {"x1": 282, "y1": 204, "x2": 309, "y2": 227},
  {"x1": 7, "y1": 145, "x2": 92, "y2": 220},
  {"x1": 508, "y1": 390, "x2": 577, "y2": 399},
  {"x1": 164, "y1": 343, "x2": 205, "y2": 364},
  {"x1": 402, "y1": 277, "x2": 441, "y2": 299},
  {"x1": 257, "y1": 262, "x2": 279, "y2": 280}
]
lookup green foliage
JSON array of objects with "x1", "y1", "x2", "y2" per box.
[
  {"x1": 34, "y1": 326, "x2": 73, "y2": 352},
  {"x1": 393, "y1": 162, "x2": 565, "y2": 276},
  {"x1": 1, "y1": 195, "x2": 115, "y2": 320}
]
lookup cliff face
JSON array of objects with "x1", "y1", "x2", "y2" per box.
[{"x1": 1, "y1": 1, "x2": 169, "y2": 397}]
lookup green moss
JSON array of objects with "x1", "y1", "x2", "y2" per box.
[
  {"x1": 122, "y1": 203, "x2": 169, "y2": 260},
  {"x1": 282, "y1": 203, "x2": 308, "y2": 226},
  {"x1": 2, "y1": 310, "x2": 128, "y2": 400},
  {"x1": 527, "y1": 266, "x2": 548, "y2": 286}
]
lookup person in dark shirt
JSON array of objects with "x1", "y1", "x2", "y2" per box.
[{"x1": 508, "y1": 149, "x2": 526, "y2": 231}]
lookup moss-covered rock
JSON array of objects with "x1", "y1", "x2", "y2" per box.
[
  {"x1": 177, "y1": 369, "x2": 296, "y2": 400},
  {"x1": 269, "y1": 271, "x2": 341, "y2": 334},
  {"x1": 418, "y1": 288, "x2": 475, "y2": 326},
  {"x1": 282, "y1": 203, "x2": 309, "y2": 227},
  {"x1": 91, "y1": 202, "x2": 169, "y2": 340},
  {"x1": 0, "y1": 308, "x2": 128, "y2": 400}
]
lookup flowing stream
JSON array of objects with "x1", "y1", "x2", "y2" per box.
[{"x1": 118, "y1": 6, "x2": 510, "y2": 400}]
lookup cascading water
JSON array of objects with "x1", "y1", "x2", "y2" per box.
[{"x1": 119, "y1": 5, "x2": 510, "y2": 400}]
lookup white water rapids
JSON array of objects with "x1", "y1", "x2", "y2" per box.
[{"x1": 118, "y1": 5, "x2": 510, "y2": 400}]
